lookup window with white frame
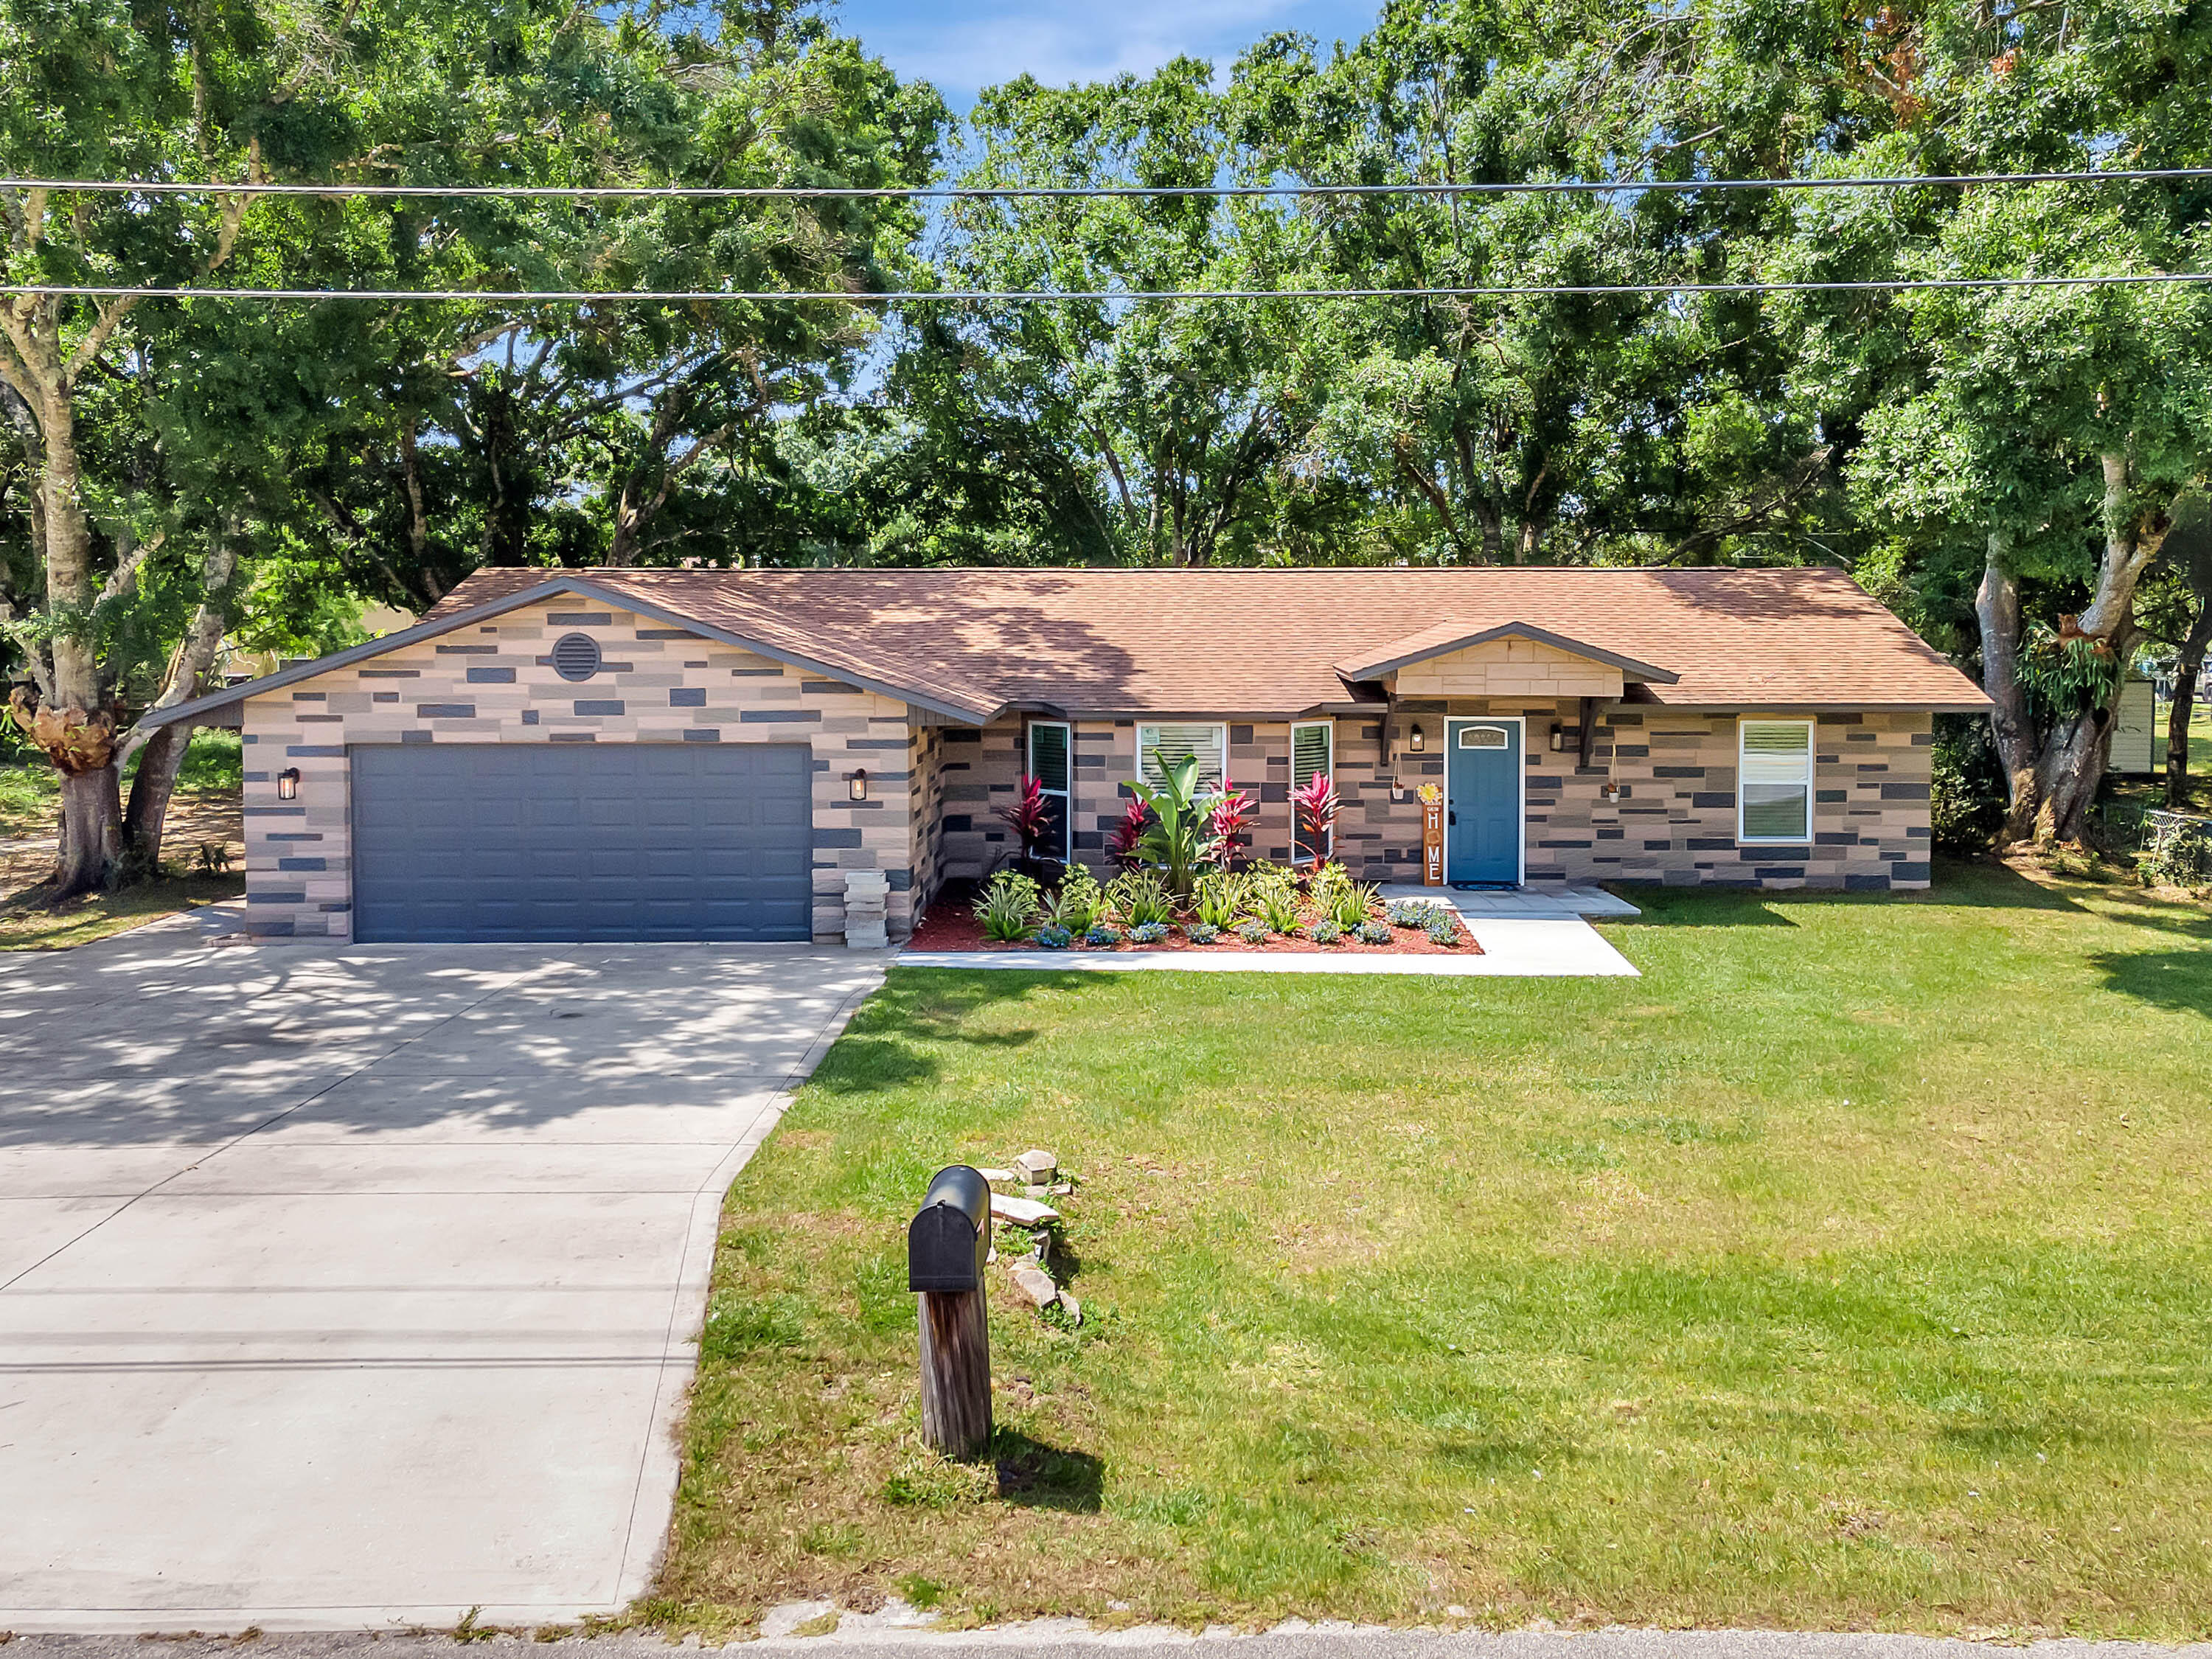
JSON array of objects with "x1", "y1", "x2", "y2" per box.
[
  {"x1": 1738, "y1": 720, "x2": 1814, "y2": 843},
  {"x1": 1291, "y1": 720, "x2": 1333, "y2": 860},
  {"x1": 1137, "y1": 723, "x2": 1227, "y2": 793},
  {"x1": 1026, "y1": 721, "x2": 1072, "y2": 861}
]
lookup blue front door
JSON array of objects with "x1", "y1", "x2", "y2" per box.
[{"x1": 1447, "y1": 720, "x2": 1521, "y2": 886}]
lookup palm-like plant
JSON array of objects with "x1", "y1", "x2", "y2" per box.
[
  {"x1": 1130, "y1": 748, "x2": 1214, "y2": 899},
  {"x1": 1203, "y1": 785, "x2": 1256, "y2": 869},
  {"x1": 1293, "y1": 771, "x2": 1340, "y2": 863},
  {"x1": 1106, "y1": 797, "x2": 1150, "y2": 869},
  {"x1": 994, "y1": 773, "x2": 1055, "y2": 872}
]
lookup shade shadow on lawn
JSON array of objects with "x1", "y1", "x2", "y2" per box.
[{"x1": 659, "y1": 863, "x2": 2212, "y2": 1639}]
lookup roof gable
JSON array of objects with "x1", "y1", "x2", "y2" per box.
[{"x1": 1335, "y1": 620, "x2": 1680, "y2": 685}]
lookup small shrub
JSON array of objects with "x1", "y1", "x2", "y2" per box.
[
  {"x1": 1192, "y1": 872, "x2": 1247, "y2": 930},
  {"x1": 1308, "y1": 919, "x2": 1343, "y2": 945},
  {"x1": 1355, "y1": 919, "x2": 1393, "y2": 945},
  {"x1": 1044, "y1": 866, "x2": 1105, "y2": 933},
  {"x1": 1236, "y1": 919, "x2": 1270, "y2": 945},
  {"x1": 1385, "y1": 898, "x2": 1447, "y2": 929},
  {"x1": 1424, "y1": 914, "x2": 1461, "y2": 946},
  {"x1": 1307, "y1": 860, "x2": 1351, "y2": 911},
  {"x1": 1249, "y1": 867, "x2": 1303, "y2": 933},
  {"x1": 975, "y1": 874, "x2": 1039, "y2": 942},
  {"x1": 1127, "y1": 920, "x2": 1169, "y2": 945},
  {"x1": 1186, "y1": 922, "x2": 1220, "y2": 944},
  {"x1": 1083, "y1": 922, "x2": 1122, "y2": 947},
  {"x1": 1330, "y1": 880, "x2": 1378, "y2": 931},
  {"x1": 1107, "y1": 869, "x2": 1175, "y2": 927},
  {"x1": 1034, "y1": 924, "x2": 1072, "y2": 949}
]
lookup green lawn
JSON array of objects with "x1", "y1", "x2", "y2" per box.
[
  {"x1": 0, "y1": 872, "x2": 244, "y2": 950},
  {"x1": 0, "y1": 729, "x2": 243, "y2": 840},
  {"x1": 653, "y1": 863, "x2": 2212, "y2": 1640}
]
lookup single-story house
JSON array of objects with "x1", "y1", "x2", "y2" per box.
[{"x1": 146, "y1": 565, "x2": 1989, "y2": 945}]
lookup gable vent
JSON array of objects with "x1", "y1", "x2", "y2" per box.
[{"x1": 552, "y1": 633, "x2": 602, "y2": 682}]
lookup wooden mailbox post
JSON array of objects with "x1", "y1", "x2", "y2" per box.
[{"x1": 908, "y1": 1164, "x2": 993, "y2": 1458}]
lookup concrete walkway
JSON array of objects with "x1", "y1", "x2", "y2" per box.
[
  {"x1": 0, "y1": 922, "x2": 889, "y2": 1633},
  {"x1": 902, "y1": 888, "x2": 1641, "y2": 978}
]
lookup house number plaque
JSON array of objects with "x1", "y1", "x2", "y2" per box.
[{"x1": 1419, "y1": 785, "x2": 1444, "y2": 886}]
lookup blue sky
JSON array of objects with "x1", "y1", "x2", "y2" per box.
[{"x1": 826, "y1": 0, "x2": 1382, "y2": 106}]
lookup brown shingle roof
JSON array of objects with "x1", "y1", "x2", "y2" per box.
[{"x1": 426, "y1": 565, "x2": 1989, "y2": 717}]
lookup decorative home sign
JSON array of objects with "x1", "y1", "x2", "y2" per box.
[{"x1": 1419, "y1": 784, "x2": 1444, "y2": 886}]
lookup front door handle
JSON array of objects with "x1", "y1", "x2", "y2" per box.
[{"x1": 1447, "y1": 810, "x2": 1457, "y2": 825}]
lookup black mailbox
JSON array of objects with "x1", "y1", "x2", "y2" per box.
[{"x1": 908, "y1": 1164, "x2": 991, "y2": 1293}]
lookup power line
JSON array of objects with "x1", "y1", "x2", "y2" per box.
[
  {"x1": 5, "y1": 273, "x2": 2211, "y2": 302},
  {"x1": 4, "y1": 167, "x2": 2212, "y2": 201}
]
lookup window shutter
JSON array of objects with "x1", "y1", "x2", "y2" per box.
[
  {"x1": 1293, "y1": 722, "x2": 1332, "y2": 787},
  {"x1": 1739, "y1": 721, "x2": 1812, "y2": 841},
  {"x1": 1029, "y1": 723, "x2": 1069, "y2": 793},
  {"x1": 1138, "y1": 724, "x2": 1226, "y2": 790}
]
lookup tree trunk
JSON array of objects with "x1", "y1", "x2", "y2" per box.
[
  {"x1": 2166, "y1": 609, "x2": 2211, "y2": 807},
  {"x1": 57, "y1": 765, "x2": 122, "y2": 888},
  {"x1": 1975, "y1": 534, "x2": 2041, "y2": 839},
  {"x1": 2023, "y1": 462, "x2": 2174, "y2": 846},
  {"x1": 122, "y1": 721, "x2": 195, "y2": 873}
]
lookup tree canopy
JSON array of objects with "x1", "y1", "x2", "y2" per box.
[{"x1": 6, "y1": 0, "x2": 2212, "y2": 883}]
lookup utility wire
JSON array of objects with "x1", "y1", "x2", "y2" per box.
[
  {"x1": 4, "y1": 167, "x2": 2212, "y2": 200},
  {"x1": 4, "y1": 273, "x2": 2211, "y2": 302}
]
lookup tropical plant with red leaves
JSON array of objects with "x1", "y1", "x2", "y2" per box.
[
  {"x1": 994, "y1": 773, "x2": 1056, "y2": 869},
  {"x1": 1204, "y1": 785, "x2": 1256, "y2": 869},
  {"x1": 1293, "y1": 771, "x2": 1339, "y2": 862},
  {"x1": 1106, "y1": 796, "x2": 1150, "y2": 869}
]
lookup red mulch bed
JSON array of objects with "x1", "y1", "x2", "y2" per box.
[{"x1": 905, "y1": 904, "x2": 1481, "y2": 956}]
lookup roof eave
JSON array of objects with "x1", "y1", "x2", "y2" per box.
[{"x1": 140, "y1": 574, "x2": 997, "y2": 730}]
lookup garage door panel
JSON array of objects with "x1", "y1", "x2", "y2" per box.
[{"x1": 352, "y1": 744, "x2": 814, "y2": 943}]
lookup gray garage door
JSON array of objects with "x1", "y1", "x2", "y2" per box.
[{"x1": 352, "y1": 744, "x2": 813, "y2": 943}]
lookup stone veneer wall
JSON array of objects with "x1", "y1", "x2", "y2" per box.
[
  {"x1": 905, "y1": 700, "x2": 1934, "y2": 911},
  {"x1": 1340, "y1": 701, "x2": 1933, "y2": 891},
  {"x1": 240, "y1": 597, "x2": 919, "y2": 942}
]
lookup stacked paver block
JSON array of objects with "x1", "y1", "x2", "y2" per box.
[{"x1": 841, "y1": 869, "x2": 890, "y2": 948}]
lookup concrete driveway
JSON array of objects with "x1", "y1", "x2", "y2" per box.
[{"x1": 0, "y1": 919, "x2": 887, "y2": 1632}]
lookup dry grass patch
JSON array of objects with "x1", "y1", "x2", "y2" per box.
[{"x1": 646, "y1": 863, "x2": 2212, "y2": 1639}]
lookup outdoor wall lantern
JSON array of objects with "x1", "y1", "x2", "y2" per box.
[
  {"x1": 1549, "y1": 724, "x2": 1569, "y2": 752},
  {"x1": 276, "y1": 768, "x2": 301, "y2": 801},
  {"x1": 1408, "y1": 723, "x2": 1425, "y2": 752},
  {"x1": 849, "y1": 768, "x2": 869, "y2": 801}
]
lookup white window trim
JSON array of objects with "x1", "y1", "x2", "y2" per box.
[
  {"x1": 1135, "y1": 722, "x2": 1229, "y2": 796},
  {"x1": 1290, "y1": 719, "x2": 1334, "y2": 863},
  {"x1": 1026, "y1": 720, "x2": 1073, "y2": 863},
  {"x1": 1442, "y1": 716, "x2": 1526, "y2": 887},
  {"x1": 1736, "y1": 717, "x2": 1815, "y2": 846}
]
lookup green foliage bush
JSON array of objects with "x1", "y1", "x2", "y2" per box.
[
  {"x1": 1931, "y1": 714, "x2": 2008, "y2": 855},
  {"x1": 1107, "y1": 870, "x2": 1175, "y2": 927},
  {"x1": 975, "y1": 870, "x2": 1041, "y2": 941}
]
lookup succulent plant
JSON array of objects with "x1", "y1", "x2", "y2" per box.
[
  {"x1": 1034, "y1": 925, "x2": 1072, "y2": 949},
  {"x1": 1308, "y1": 919, "x2": 1343, "y2": 945},
  {"x1": 1186, "y1": 922, "x2": 1221, "y2": 944},
  {"x1": 1127, "y1": 920, "x2": 1169, "y2": 944},
  {"x1": 1356, "y1": 919, "x2": 1394, "y2": 945},
  {"x1": 1083, "y1": 922, "x2": 1122, "y2": 947},
  {"x1": 1424, "y1": 914, "x2": 1461, "y2": 946},
  {"x1": 1236, "y1": 919, "x2": 1270, "y2": 945}
]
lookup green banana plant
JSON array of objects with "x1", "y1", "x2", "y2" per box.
[{"x1": 1129, "y1": 748, "x2": 1214, "y2": 899}]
